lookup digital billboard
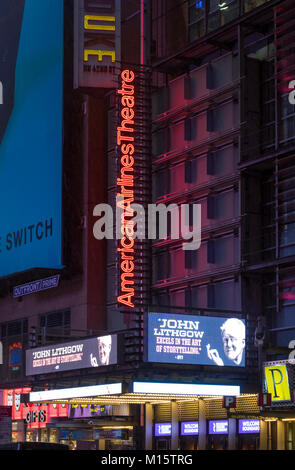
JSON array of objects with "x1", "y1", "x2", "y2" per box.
[
  {"x1": 180, "y1": 422, "x2": 199, "y2": 436},
  {"x1": 208, "y1": 420, "x2": 229, "y2": 435},
  {"x1": 146, "y1": 312, "x2": 246, "y2": 367},
  {"x1": 26, "y1": 334, "x2": 117, "y2": 376},
  {"x1": 0, "y1": 0, "x2": 64, "y2": 277},
  {"x1": 238, "y1": 419, "x2": 260, "y2": 434},
  {"x1": 154, "y1": 423, "x2": 171, "y2": 437}
]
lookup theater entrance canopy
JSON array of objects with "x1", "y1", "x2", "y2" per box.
[{"x1": 28, "y1": 382, "x2": 242, "y2": 405}]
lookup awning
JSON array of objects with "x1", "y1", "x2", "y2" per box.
[{"x1": 29, "y1": 382, "x2": 241, "y2": 405}]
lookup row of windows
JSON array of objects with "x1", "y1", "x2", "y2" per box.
[
  {"x1": 153, "y1": 233, "x2": 239, "y2": 282},
  {"x1": 153, "y1": 190, "x2": 239, "y2": 231},
  {"x1": 0, "y1": 309, "x2": 70, "y2": 339},
  {"x1": 154, "y1": 144, "x2": 238, "y2": 199},
  {"x1": 153, "y1": 101, "x2": 239, "y2": 158},
  {"x1": 153, "y1": 54, "x2": 238, "y2": 118},
  {"x1": 153, "y1": 278, "x2": 241, "y2": 310},
  {"x1": 153, "y1": 0, "x2": 272, "y2": 59}
]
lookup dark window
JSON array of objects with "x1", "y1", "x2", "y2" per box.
[
  {"x1": 207, "y1": 284, "x2": 215, "y2": 308},
  {"x1": 207, "y1": 151, "x2": 215, "y2": 175},
  {"x1": 207, "y1": 194, "x2": 216, "y2": 219},
  {"x1": 184, "y1": 116, "x2": 197, "y2": 141},
  {"x1": 207, "y1": 239, "x2": 215, "y2": 263},
  {"x1": 185, "y1": 250, "x2": 197, "y2": 269},
  {"x1": 206, "y1": 64, "x2": 214, "y2": 90},
  {"x1": 40, "y1": 309, "x2": 70, "y2": 331},
  {"x1": 0, "y1": 319, "x2": 28, "y2": 339},
  {"x1": 185, "y1": 158, "x2": 197, "y2": 183}
]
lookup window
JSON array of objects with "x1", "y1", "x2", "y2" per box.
[
  {"x1": 154, "y1": 167, "x2": 170, "y2": 199},
  {"x1": 188, "y1": 0, "x2": 205, "y2": 42},
  {"x1": 208, "y1": 0, "x2": 239, "y2": 32},
  {"x1": 185, "y1": 250, "x2": 198, "y2": 269},
  {"x1": 40, "y1": 309, "x2": 70, "y2": 332},
  {"x1": 152, "y1": 127, "x2": 170, "y2": 158},
  {"x1": 153, "y1": 251, "x2": 170, "y2": 282},
  {"x1": 243, "y1": 0, "x2": 272, "y2": 14},
  {"x1": 207, "y1": 239, "x2": 215, "y2": 263},
  {"x1": 184, "y1": 75, "x2": 197, "y2": 100},
  {"x1": 184, "y1": 116, "x2": 197, "y2": 141},
  {"x1": 185, "y1": 158, "x2": 198, "y2": 183},
  {"x1": 0, "y1": 319, "x2": 28, "y2": 339},
  {"x1": 280, "y1": 93, "x2": 295, "y2": 144}
]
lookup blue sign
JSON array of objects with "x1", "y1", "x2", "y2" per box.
[
  {"x1": 208, "y1": 420, "x2": 229, "y2": 435},
  {"x1": 238, "y1": 419, "x2": 260, "y2": 434},
  {"x1": 13, "y1": 275, "x2": 60, "y2": 298},
  {"x1": 154, "y1": 423, "x2": 171, "y2": 437},
  {"x1": 146, "y1": 312, "x2": 246, "y2": 367},
  {"x1": 0, "y1": 0, "x2": 64, "y2": 278},
  {"x1": 181, "y1": 422, "x2": 199, "y2": 436}
]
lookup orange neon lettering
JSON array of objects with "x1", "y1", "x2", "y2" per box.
[
  {"x1": 121, "y1": 260, "x2": 135, "y2": 273},
  {"x1": 117, "y1": 293, "x2": 134, "y2": 308},
  {"x1": 121, "y1": 107, "x2": 135, "y2": 121},
  {"x1": 121, "y1": 144, "x2": 135, "y2": 155},
  {"x1": 121, "y1": 70, "x2": 135, "y2": 83},
  {"x1": 117, "y1": 71, "x2": 136, "y2": 309}
]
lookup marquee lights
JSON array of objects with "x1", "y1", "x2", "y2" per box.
[
  {"x1": 29, "y1": 383, "x2": 122, "y2": 402},
  {"x1": 117, "y1": 69, "x2": 136, "y2": 309},
  {"x1": 132, "y1": 382, "x2": 241, "y2": 396}
]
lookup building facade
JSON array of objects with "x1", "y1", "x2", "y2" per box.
[{"x1": 0, "y1": 0, "x2": 295, "y2": 451}]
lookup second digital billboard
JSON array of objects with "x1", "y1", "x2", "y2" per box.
[
  {"x1": 145, "y1": 312, "x2": 246, "y2": 367},
  {"x1": 0, "y1": 0, "x2": 64, "y2": 278}
]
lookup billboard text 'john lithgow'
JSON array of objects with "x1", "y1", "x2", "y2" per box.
[{"x1": 146, "y1": 312, "x2": 246, "y2": 367}]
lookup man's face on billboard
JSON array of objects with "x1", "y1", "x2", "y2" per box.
[
  {"x1": 221, "y1": 321, "x2": 245, "y2": 365},
  {"x1": 97, "y1": 336, "x2": 112, "y2": 365}
]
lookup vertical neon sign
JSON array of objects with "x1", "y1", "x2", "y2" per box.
[{"x1": 116, "y1": 70, "x2": 135, "y2": 308}]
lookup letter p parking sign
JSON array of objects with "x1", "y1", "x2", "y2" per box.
[{"x1": 264, "y1": 365, "x2": 291, "y2": 402}]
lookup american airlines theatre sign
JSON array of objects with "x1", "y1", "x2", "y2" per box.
[{"x1": 117, "y1": 69, "x2": 136, "y2": 308}]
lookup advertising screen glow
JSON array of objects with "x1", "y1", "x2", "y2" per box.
[
  {"x1": 208, "y1": 420, "x2": 229, "y2": 435},
  {"x1": 0, "y1": 0, "x2": 64, "y2": 277},
  {"x1": 146, "y1": 312, "x2": 246, "y2": 367},
  {"x1": 154, "y1": 423, "x2": 171, "y2": 437},
  {"x1": 181, "y1": 422, "x2": 199, "y2": 436},
  {"x1": 26, "y1": 335, "x2": 117, "y2": 376},
  {"x1": 238, "y1": 419, "x2": 260, "y2": 434}
]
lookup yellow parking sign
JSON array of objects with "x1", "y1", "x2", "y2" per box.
[{"x1": 264, "y1": 365, "x2": 291, "y2": 401}]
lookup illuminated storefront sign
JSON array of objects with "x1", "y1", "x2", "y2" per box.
[
  {"x1": 13, "y1": 275, "x2": 60, "y2": 298},
  {"x1": 68, "y1": 404, "x2": 112, "y2": 419},
  {"x1": 238, "y1": 419, "x2": 260, "y2": 434},
  {"x1": 132, "y1": 382, "x2": 240, "y2": 396},
  {"x1": 29, "y1": 383, "x2": 123, "y2": 403},
  {"x1": 264, "y1": 364, "x2": 291, "y2": 402},
  {"x1": 1, "y1": 388, "x2": 68, "y2": 429},
  {"x1": 26, "y1": 334, "x2": 117, "y2": 376},
  {"x1": 74, "y1": 0, "x2": 121, "y2": 89},
  {"x1": 208, "y1": 420, "x2": 229, "y2": 435},
  {"x1": 8, "y1": 342, "x2": 22, "y2": 370},
  {"x1": 117, "y1": 69, "x2": 136, "y2": 309},
  {"x1": 155, "y1": 423, "x2": 171, "y2": 437},
  {"x1": 145, "y1": 312, "x2": 246, "y2": 367},
  {"x1": 181, "y1": 422, "x2": 199, "y2": 436}
]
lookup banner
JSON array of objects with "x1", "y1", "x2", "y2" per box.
[
  {"x1": 0, "y1": 0, "x2": 64, "y2": 278},
  {"x1": 26, "y1": 334, "x2": 117, "y2": 376},
  {"x1": 146, "y1": 312, "x2": 246, "y2": 367}
]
